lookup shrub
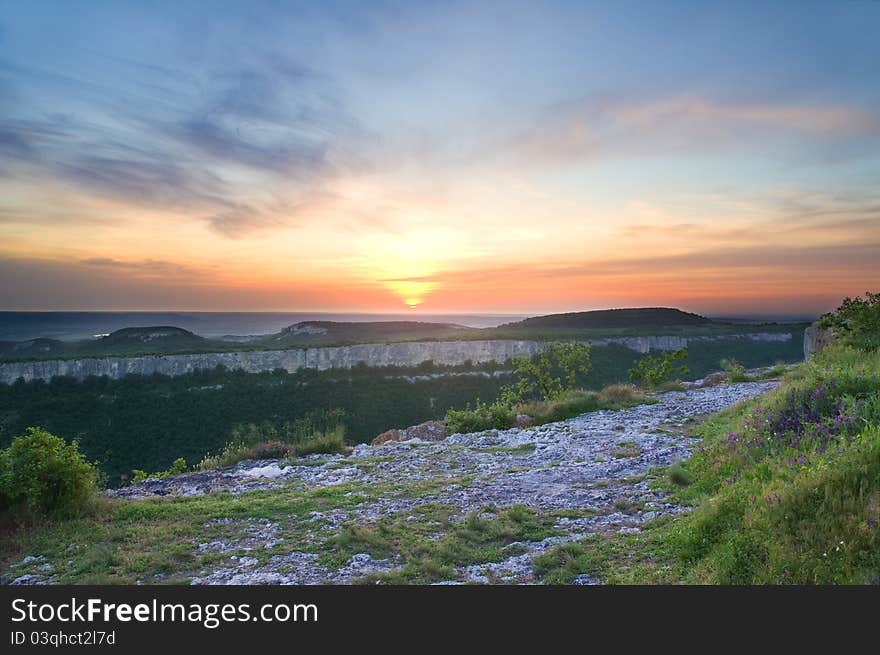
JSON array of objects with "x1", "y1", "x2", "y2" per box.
[
  {"x1": 130, "y1": 457, "x2": 188, "y2": 484},
  {"x1": 599, "y1": 383, "x2": 644, "y2": 405},
  {"x1": 629, "y1": 349, "x2": 689, "y2": 389},
  {"x1": 294, "y1": 425, "x2": 348, "y2": 457},
  {"x1": 516, "y1": 389, "x2": 603, "y2": 426},
  {"x1": 667, "y1": 463, "x2": 695, "y2": 486},
  {"x1": 720, "y1": 357, "x2": 748, "y2": 382},
  {"x1": 446, "y1": 400, "x2": 513, "y2": 434},
  {"x1": 0, "y1": 427, "x2": 99, "y2": 517},
  {"x1": 505, "y1": 342, "x2": 592, "y2": 403},
  {"x1": 819, "y1": 291, "x2": 880, "y2": 351}
]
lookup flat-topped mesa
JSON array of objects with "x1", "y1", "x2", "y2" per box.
[{"x1": 0, "y1": 332, "x2": 793, "y2": 384}]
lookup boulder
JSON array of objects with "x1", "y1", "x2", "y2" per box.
[
  {"x1": 698, "y1": 372, "x2": 727, "y2": 388},
  {"x1": 371, "y1": 429, "x2": 401, "y2": 446},
  {"x1": 803, "y1": 322, "x2": 836, "y2": 359},
  {"x1": 371, "y1": 420, "x2": 447, "y2": 445}
]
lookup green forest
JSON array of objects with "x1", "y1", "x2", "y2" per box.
[{"x1": 0, "y1": 336, "x2": 804, "y2": 487}]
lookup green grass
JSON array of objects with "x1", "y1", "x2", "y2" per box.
[
  {"x1": 327, "y1": 504, "x2": 560, "y2": 584},
  {"x1": 532, "y1": 345, "x2": 880, "y2": 584},
  {"x1": 0, "y1": 475, "x2": 471, "y2": 584},
  {"x1": 475, "y1": 444, "x2": 537, "y2": 455}
]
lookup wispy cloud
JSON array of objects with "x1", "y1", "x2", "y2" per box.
[
  {"x1": 79, "y1": 257, "x2": 200, "y2": 277},
  {"x1": 502, "y1": 95, "x2": 880, "y2": 166},
  {"x1": 0, "y1": 51, "x2": 371, "y2": 237}
]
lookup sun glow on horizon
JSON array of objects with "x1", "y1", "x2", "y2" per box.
[{"x1": 384, "y1": 279, "x2": 437, "y2": 309}]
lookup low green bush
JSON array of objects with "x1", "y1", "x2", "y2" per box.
[
  {"x1": 197, "y1": 425, "x2": 348, "y2": 471},
  {"x1": 667, "y1": 463, "x2": 695, "y2": 486},
  {"x1": 629, "y1": 349, "x2": 689, "y2": 389},
  {"x1": 819, "y1": 291, "x2": 880, "y2": 351},
  {"x1": 720, "y1": 357, "x2": 749, "y2": 382},
  {"x1": 598, "y1": 383, "x2": 644, "y2": 405},
  {"x1": 0, "y1": 427, "x2": 100, "y2": 517},
  {"x1": 131, "y1": 457, "x2": 188, "y2": 484},
  {"x1": 517, "y1": 389, "x2": 602, "y2": 425},
  {"x1": 294, "y1": 425, "x2": 349, "y2": 457},
  {"x1": 446, "y1": 400, "x2": 513, "y2": 434}
]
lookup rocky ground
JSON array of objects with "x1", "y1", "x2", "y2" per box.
[{"x1": 6, "y1": 380, "x2": 777, "y2": 585}]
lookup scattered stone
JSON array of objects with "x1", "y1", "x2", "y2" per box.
[
  {"x1": 11, "y1": 574, "x2": 48, "y2": 585},
  {"x1": 11, "y1": 555, "x2": 45, "y2": 568},
  {"x1": 105, "y1": 381, "x2": 777, "y2": 586},
  {"x1": 572, "y1": 574, "x2": 601, "y2": 585}
]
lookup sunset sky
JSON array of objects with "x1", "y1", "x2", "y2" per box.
[{"x1": 1, "y1": 1, "x2": 878, "y2": 317}]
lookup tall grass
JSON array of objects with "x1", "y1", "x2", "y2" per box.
[{"x1": 197, "y1": 424, "x2": 348, "y2": 471}]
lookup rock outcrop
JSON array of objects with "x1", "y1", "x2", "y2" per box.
[
  {"x1": 0, "y1": 332, "x2": 793, "y2": 384},
  {"x1": 803, "y1": 322, "x2": 836, "y2": 359},
  {"x1": 371, "y1": 420, "x2": 447, "y2": 445}
]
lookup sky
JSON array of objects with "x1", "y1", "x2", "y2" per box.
[{"x1": 0, "y1": 0, "x2": 878, "y2": 317}]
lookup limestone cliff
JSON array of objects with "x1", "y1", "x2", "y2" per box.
[{"x1": 0, "y1": 332, "x2": 792, "y2": 384}]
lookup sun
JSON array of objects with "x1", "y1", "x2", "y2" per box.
[{"x1": 384, "y1": 279, "x2": 436, "y2": 309}]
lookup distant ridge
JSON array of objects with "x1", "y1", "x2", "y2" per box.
[
  {"x1": 500, "y1": 307, "x2": 712, "y2": 330},
  {"x1": 281, "y1": 320, "x2": 470, "y2": 333},
  {"x1": 100, "y1": 326, "x2": 200, "y2": 343}
]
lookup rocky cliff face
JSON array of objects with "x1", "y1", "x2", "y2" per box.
[
  {"x1": 803, "y1": 322, "x2": 837, "y2": 359},
  {"x1": 0, "y1": 332, "x2": 792, "y2": 384}
]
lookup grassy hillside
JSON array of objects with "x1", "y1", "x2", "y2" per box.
[
  {"x1": 498, "y1": 307, "x2": 711, "y2": 330},
  {"x1": 0, "y1": 326, "x2": 239, "y2": 361},
  {"x1": 534, "y1": 344, "x2": 880, "y2": 584}
]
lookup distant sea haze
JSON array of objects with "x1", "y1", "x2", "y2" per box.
[{"x1": 0, "y1": 312, "x2": 529, "y2": 342}]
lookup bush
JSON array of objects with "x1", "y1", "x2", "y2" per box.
[
  {"x1": 505, "y1": 342, "x2": 593, "y2": 403},
  {"x1": 517, "y1": 390, "x2": 602, "y2": 425},
  {"x1": 294, "y1": 425, "x2": 349, "y2": 457},
  {"x1": 819, "y1": 291, "x2": 880, "y2": 351},
  {"x1": 131, "y1": 457, "x2": 188, "y2": 484},
  {"x1": 629, "y1": 349, "x2": 689, "y2": 389},
  {"x1": 446, "y1": 400, "x2": 513, "y2": 434},
  {"x1": 667, "y1": 463, "x2": 695, "y2": 486},
  {"x1": 0, "y1": 427, "x2": 99, "y2": 517},
  {"x1": 720, "y1": 357, "x2": 748, "y2": 382},
  {"x1": 599, "y1": 383, "x2": 644, "y2": 405}
]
